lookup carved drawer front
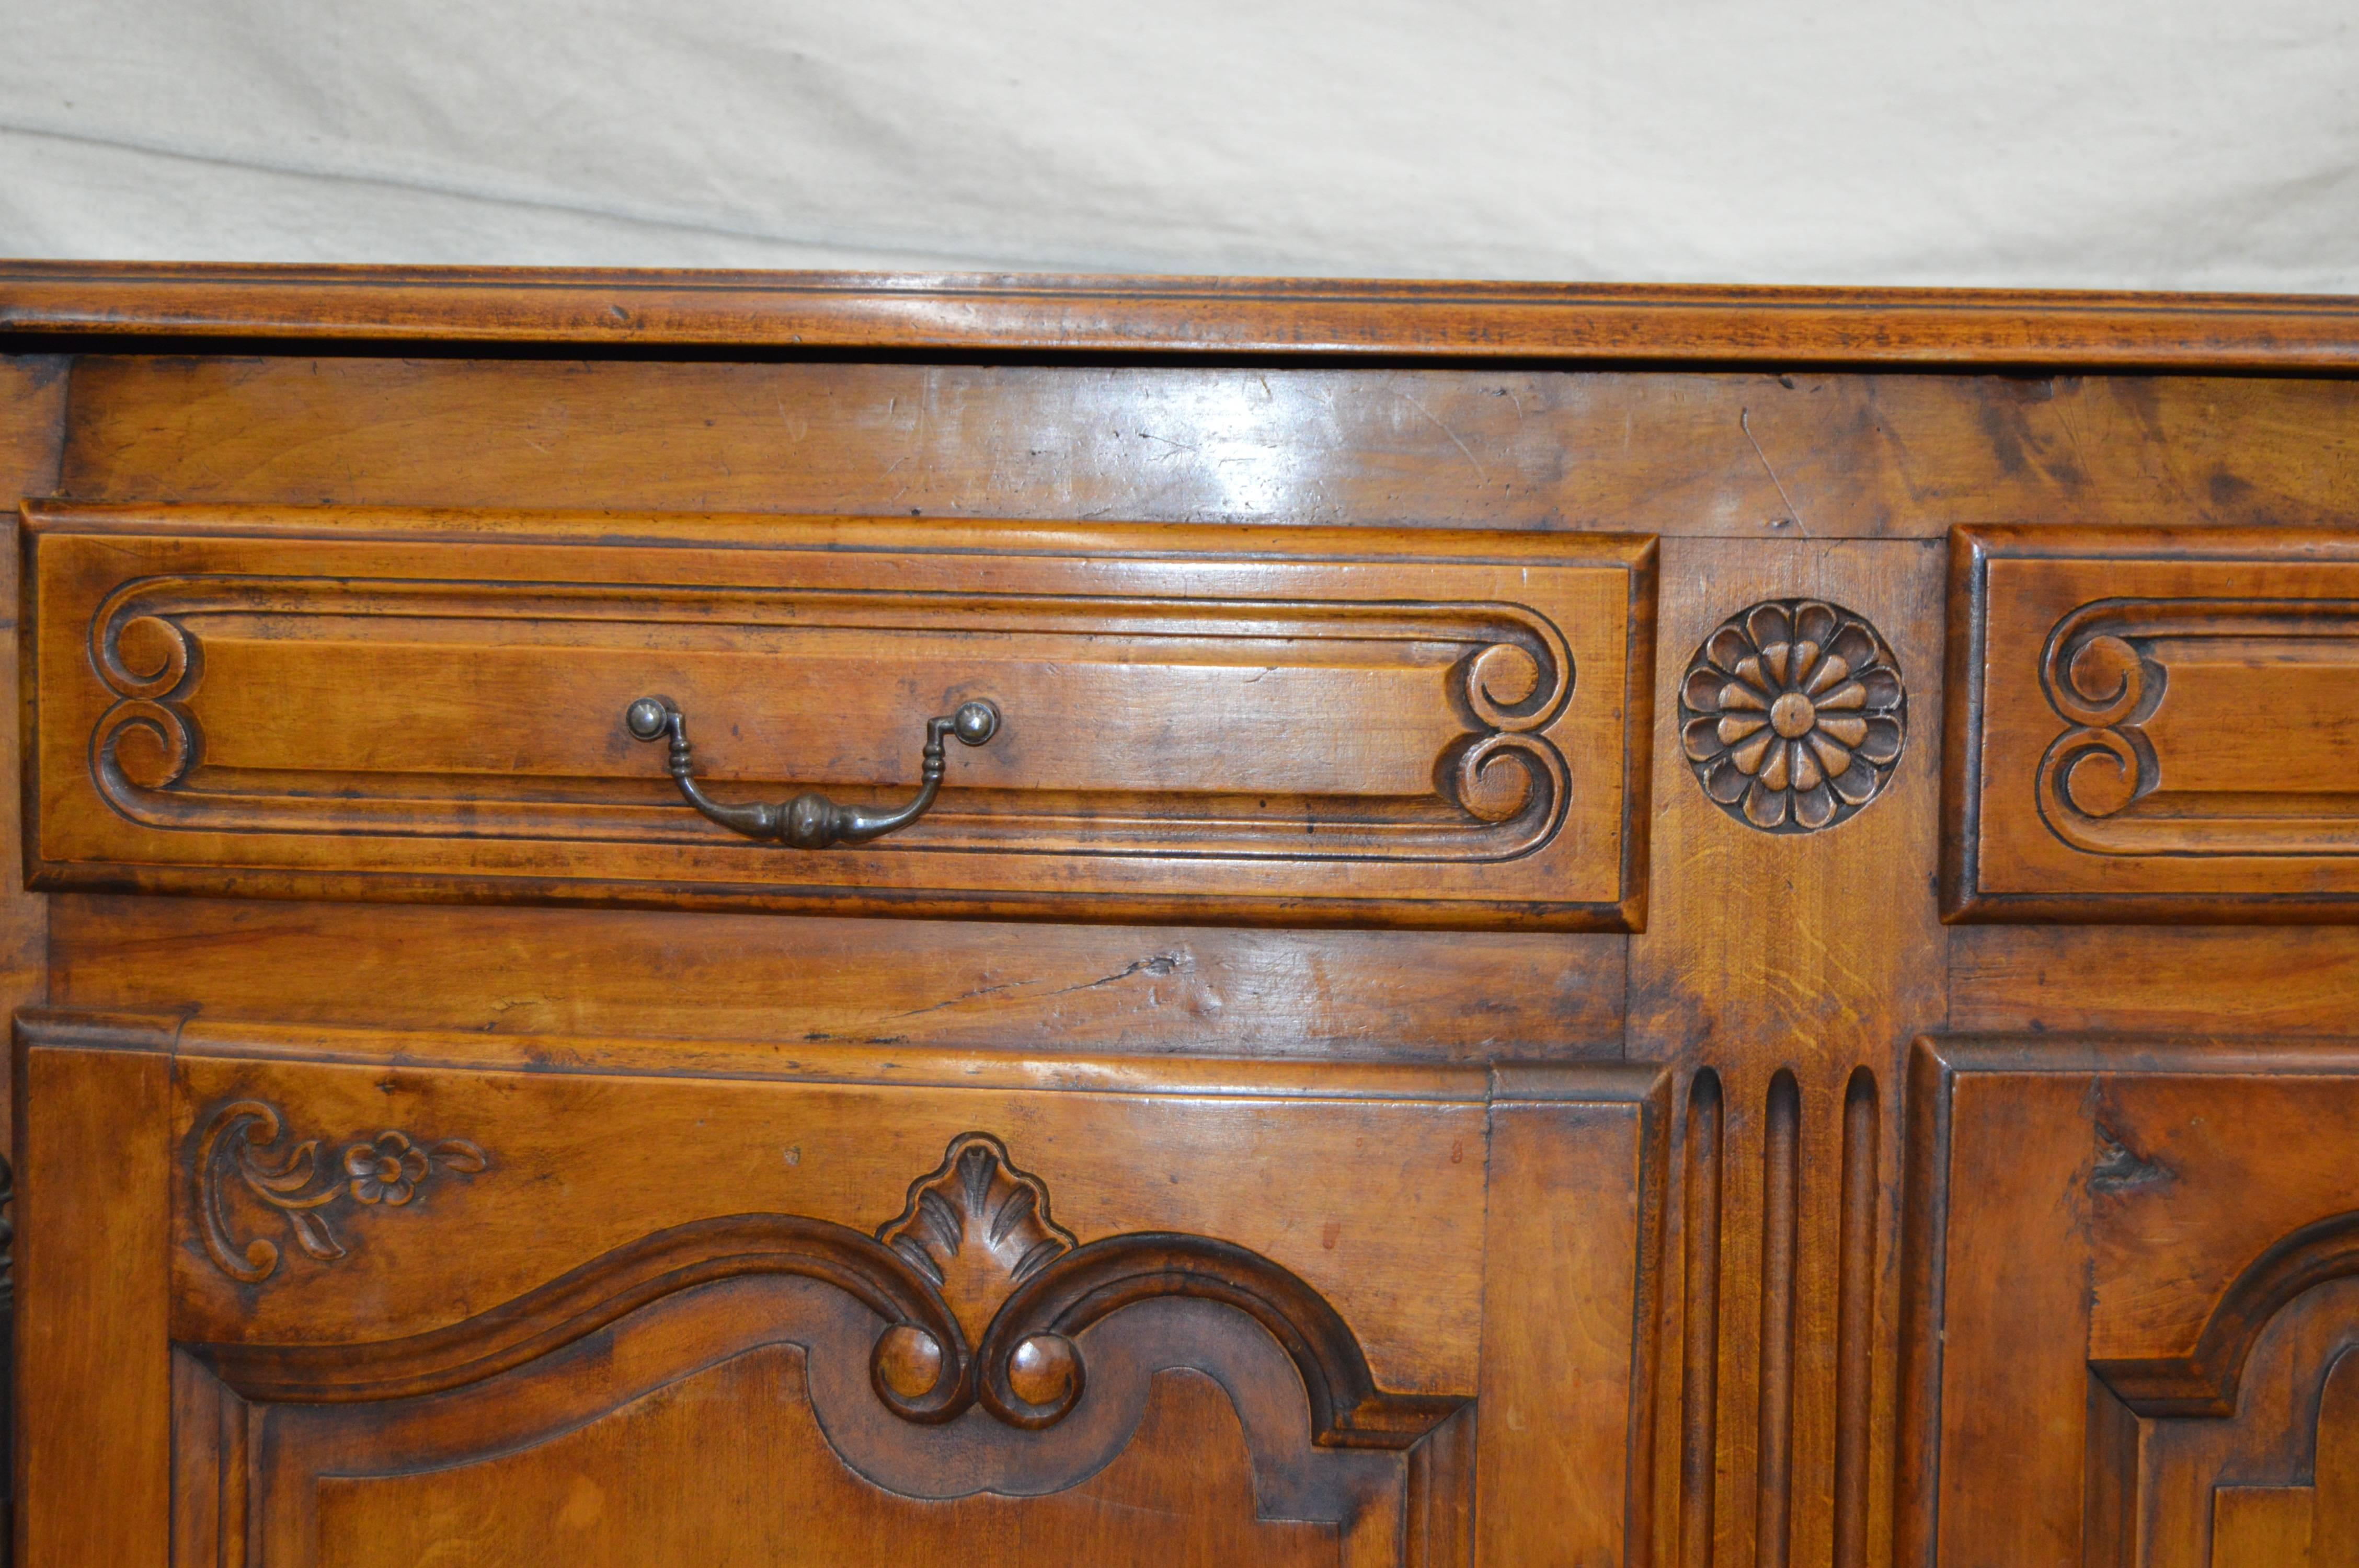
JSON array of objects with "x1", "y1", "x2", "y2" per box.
[
  {"x1": 22, "y1": 503, "x2": 1655, "y2": 929},
  {"x1": 1903, "y1": 1038, "x2": 2359, "y2": 1568},
  {"x1": 1948, "y1": 525, "x2": 2359, "y2": 921},
  {"x1": 17, "y1": 1010, "x2": 1666, "y2": 1567}
]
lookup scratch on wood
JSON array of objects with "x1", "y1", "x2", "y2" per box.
[
  {"x1": 1402, "y1": 392, "x2": 1488, "y2": 483},
  {"x1": 1741, "y1": 407, "x2": 1810, "y2": 534}
]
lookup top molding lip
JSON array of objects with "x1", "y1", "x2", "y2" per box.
[{"x1": 0, "y1": 262, "x2": 2356, "y2": 372}]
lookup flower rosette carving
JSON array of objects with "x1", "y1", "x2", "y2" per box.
[
  {"x1": 1679, "y1": 599, "x2": 1906, "y2": 832},
  {"x1": 197, "y1": 1099, "x2": 487, "y2": 1283}
]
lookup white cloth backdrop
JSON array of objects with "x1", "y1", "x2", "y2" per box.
[{"x1": 2, "y1": 0, "x2": 2354, "y2": 289}]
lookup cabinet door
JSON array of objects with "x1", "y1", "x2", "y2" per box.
[
  {"x1": 16, "y1": 1010, "x2": 1666, "y2": 1567},
  {"x1": 1900, "y1": 1037, "x2": 2359, "y2": 1568}
]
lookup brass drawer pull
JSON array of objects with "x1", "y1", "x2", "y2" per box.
[{"x1": 625, "y1": 696, "x2": 1001, "y2": 848}]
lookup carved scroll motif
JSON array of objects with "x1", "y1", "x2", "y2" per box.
[
  {"x1": 1440, "y1": 626, "x2": 1575, "y2": 831},
  {"x1": 90, "y1": 608, "x2": 201, "y2": 799},
  {"x1": 2035, "y1": 597, "x2": 2359, "y2": 856},
  {"x1": 196, "y1": 1099, "x2": 487, "y2": 1283},
  {"x1": 197, "y1": 1129, "x2": 1460, "y2": 1448},
  {"x1": 82, "y1": 573, "x2": 1577, "y2": 863}
]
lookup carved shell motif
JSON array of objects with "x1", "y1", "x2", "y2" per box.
[
  {"x1": 1679, "y1": 599, "x2": 1907, "y2": 833},
  {"x1": 877, "y1": 1133, "x2": 1077, "y2": 1346}
]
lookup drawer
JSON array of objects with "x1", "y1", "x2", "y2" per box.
[
  {"x1": 23, "y1": 503, "x2": 1655, "y2": 929},
  {"x1": 1946, "y1": 524, "x2": 2359, "y2": 922},
  {"x1": 18, "y1": 1010, "x2": 1667, "y2": 1566}
]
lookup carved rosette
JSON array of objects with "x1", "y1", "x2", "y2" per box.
[
  {"x1": 196, "y1": 1099, "x2": 487, "y2": 1283},
  {"x1": 1679, "y1": 599, "x2": 1906, "y2": 833}
]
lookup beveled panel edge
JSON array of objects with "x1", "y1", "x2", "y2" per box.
[
  {"x1": 1893, "y1": 1032, "x2": 2359, "y2": 1568},
  {"x1": 18, "y1": 1006, "x2": 1688, "y2": 1103},
  {"x1": 1943, "y1": 523, "x2": 2359, "y2": 926},
  {"x1": 1906, "y1": 1032, "x2": 2359, "y2": 1079},
  {"x1": 173, "y1": 1011, "x2": 1517, "y2": 1099},
  {"x1": 18, "y1": 498, "x2": 1660, "y2": 568},
  {"x1": 2, "y1": 264, "x2": 2356, "y2": 371}
]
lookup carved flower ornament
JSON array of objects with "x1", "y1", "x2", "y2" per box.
[
  {"x1": 345, "y1": 1131, "x2": 437, "y2": 1205},
  {"x1": 1678, "y1": 599, "x2": 1906, "y2": 833}
]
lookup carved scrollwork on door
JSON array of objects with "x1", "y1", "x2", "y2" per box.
[
  {"x1": 2033, "y1": 597, "x2": 2359, "y2": 857},
  {"x1": 196, "y1": 1099, "x2": 487, "y2": 1283},
  {"x1": 90, "y1": 605, "x2": 202, "y2": 798},
  {"x1": 1440, "y1": 625, "x2": 1574, "y2": 829},
  {"x1": 195, "y1": 1129, "x2": 1459, "y2": 1449}
]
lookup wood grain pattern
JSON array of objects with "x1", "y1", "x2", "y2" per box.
[
  {"x1": 1949, "y1": 526, "x2": 2359, "y2": 922},
  {"x1": 19, "y1": 1003, "x2": 1680, "y2": 1566},
  {"x1": 8, "y1": 264, "x2": 2359, "y2": 368},
  {"x1": 1473, "y1": 1073, "x2": 1667, "y2": 1567},
  {"x1": 1896, "y1": 1039, "x2": 2100, "y2": 1568},
  {"x1": 307, "y1": 1357, "x2": 1350, "y2": 1568},
  {"x1": 2205, "y1": 1339, "x2": 2359, "y2": 1568},
  {"x1": 2150, "y1": 1282, "x2": 2359, "y2": 1568},
  {"x1": 164, "y1": 1047, "x2": 1489, "y2": 1397},
  {"x1": 1899, "y1": 1037, "x2": 2359, "y2": 1568},
  {"x1": 45, "y1": 894, "x2": 1627, "y2": 1062},
  {"x1": 24, "y1": 502, "x2": 1652, "y2": 929},
  {"x1": 1949, "y1": 924, "x2": 2359, "y2": 1036},
  {"x1": 0, "y1": 355, "x2": 66, "y2": 1132},
  {"x1": 59, "y1": 356, "x2": 2359, "y2": 544},
  {"x1": 2086, "y1": 1071, "x2": 2359, "y2": 1416},
  {"x1": 13, "y1": 1011, "x2": 178, "y2": 1567},
  {"x1": 1632, "y1": 536, "x2": 1943, "y2": 1568}
]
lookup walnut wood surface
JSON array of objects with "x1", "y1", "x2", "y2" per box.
[
  {"x1": 22, "y1": 502, "x2": 1650, "y2": 929},
  {"x1": 44, "y1": 895, "x2": 1628, "y2": 1062},
  {"x1": 304, "y1": 1357, "x2": 1350, "y2": 1568},
  {"x1": 0, "y1": 359, "x2": 63, "y2": 1129},
  {"x1": 1949, "y1": 525, "x2": 2359, "y2": 921},
  {"x1": 12, "y1": 278, "x2": 2359, "y2": 1567},
  {"x1": 1899, "y1": 1038, "x2": 2359, "y2": 1568},
  {"x1": 1630, "y1": 538, "x2": 1943, "y2": 1568},
  {"x1": 5, "y1": 264, "x2": 2359, "y2": 370},
  {"x1": 58, "y1": 358, "x2": 2359, "y2": 543},
  {"x1": 14, "y1": 1012, "x2": 177, "y2": 1567},
  {"x1": 21, "y1": 1008, "x2": 1659, "y2": 1567}
]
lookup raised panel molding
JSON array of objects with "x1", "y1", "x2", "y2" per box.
[
  {"x1": 2212, "y1": 1347, "x2": 2359, "y2": 1568},
  {"x1": 1946, "y1": 526, "x2": 2359, "y2": 922},
  {"x1": 192, "y1": 1129, "x2": 1463, "y2": 1447},
  {"x1": 1900, "y1": 1039, "x2": 2359, "y2": 1567},
  {"x1": 25, "y1": 503, "x2": 1656, "y2": 929},
  {"x1": 10, "y1": 1011, "x2": 1671, "y2": 1565}
]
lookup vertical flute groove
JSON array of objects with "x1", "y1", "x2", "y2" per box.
[
  {"x1": 1756, "y1": 1069, "x2": 1802, "y2": 1568},
  {"x1": 1833, "y1": 1067, "x2": 1881, "y2": 1568},
  {"x1": 1680, "y1": 1070, "x2": 1724, "y2": 1568}
]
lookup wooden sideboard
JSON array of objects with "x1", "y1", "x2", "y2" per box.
[{"x1": 7, "y1": 267, "x2": 2359, "y2": 1566}]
